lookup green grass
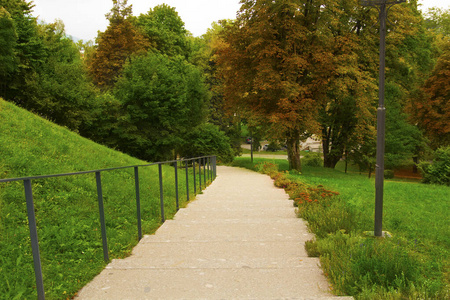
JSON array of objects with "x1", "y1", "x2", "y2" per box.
[
  {"x1": 232, "y1": 157, "x2": 450, "y2": 299},
  {"x1": 0, "y1": 99, "x2": 212, "y2": 299}
]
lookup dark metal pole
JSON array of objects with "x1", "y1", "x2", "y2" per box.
[
  {"x1": 158, "y1": 164, "x2": 165, "y2": 223},
  {"x1": 193, "y1": 160, "x2": 197, "y2": 194},
  {"x1": 134, "y1": 167, "x2": 142, "y2": 240},
  {"x1": 250, "y1": 133, "x2": 254, "y2": 164},
  {"x1": 174, "y1": 162, "x2": 179, "y2": 211},
  {"x1": 374, "y1": 3, "x2": 387, "y2": 237},
  {"x1": 203, "y1": 158, "x2": 207, "y2": 186},
  {"x1": 24, "y1": 179, "x2": 45, "y2": 300},
  {"x1": 95, "y1": 172, "x2": 109, "y2": 262},
  {"x1": 198, "y1": 159, "x2": 202, "y2": 191},
  {"x1": 185, "y1": 160, "x2": 190, "y2": 202},
  {"x1": 208, "y1": 157, "x2": 211, "y2": 182}
]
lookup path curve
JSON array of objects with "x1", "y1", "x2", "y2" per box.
[{"x1": 76, "y1": 166, "x2": 351, "y2": 299}]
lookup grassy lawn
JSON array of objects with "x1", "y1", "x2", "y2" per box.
[
  {"x1": 0, "y1": 100, "x2": 212, "y2": 299},
  {"x1": 233, "y1": 157, "x2": 449, "y2": 299}
]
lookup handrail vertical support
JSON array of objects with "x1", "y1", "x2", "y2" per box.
[
  {"x1": 24, "y1": 179, "x2": 45, "y2": 300},
  {"x1": 174, "y1": 162, "x2": 179, "y2": 211},
  {"x1": 134, "y1": 167, "x2": 142, "y2": 240},
  {"x1": 214, "y1": 156, "x2": 217, "y2": 179},
  {"x1": 185, "y1": 160, "x2": 189, "y2": 202},
  {"x1": 158, "y1": 164, "x2": 165, "y2": 223},
  {"x1": 95, "y1": 172, "x2": 109, "y2": 263},
  {"x1": 193, "y1": 160, "x2": 197, "y2": 194},
  {"x1": 203, "y1": 157, "x2": 206, "y2": 186},
  {"x1": 208, "y1": 157, "x2": 211, "y2": 183},
  {"x1": 198, "y1": 159, "x2": 202, "y2": 191}
]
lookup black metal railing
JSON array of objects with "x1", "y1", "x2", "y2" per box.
[{"x1": 0, "y1": 155, "x2": 217, "y2": 300}]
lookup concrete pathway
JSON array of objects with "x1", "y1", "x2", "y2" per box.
[{"x1": 76, "y1": 166, "x2": 351, "y2": 299}]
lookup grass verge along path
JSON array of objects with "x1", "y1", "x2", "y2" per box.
[
  {"x1": 0, "y1": 99, "x2": 211, "y2": 299},
  {"x1": 233, "y1": 157, "x2": 449, "y2": 299}
]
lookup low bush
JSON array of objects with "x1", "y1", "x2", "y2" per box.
[
  {"x1": 302, "y1": 152, "x2": 323, "y2": 167},
  {"x1": 419, "y1": 146, "x2": 450, "y2": 186},
  {"x1": 179, "y1": 123, "x2": 234, "y2": 164},
  {"x1": 384, "y1": 169, "x2": 395, "y2": 179}
]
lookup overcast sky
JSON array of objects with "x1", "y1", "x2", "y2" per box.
[{"x1": 30, "y1": 0, "x2": 449, "y2": 42}]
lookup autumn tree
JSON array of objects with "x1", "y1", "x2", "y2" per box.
[
  {"x1": 218, "y1": 0, "x2": 335, "y2": 170},
  {"x1": 318, "y1": 0, "x2": 377, "y2": 168},
  {"x1": 410, "y1": 40, "x2": 450, "y2": 147},
  {"x1": 408, "y1": 7, "x2": 450, "y2": 148},
  {"x1": 89, "y1": 0, "x2": 148, "y2": 89}
]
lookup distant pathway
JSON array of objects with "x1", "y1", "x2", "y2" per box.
[{"x1": 76, "y1": 166, "x2": 351, "y2": 299}]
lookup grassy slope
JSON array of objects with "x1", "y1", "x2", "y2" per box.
[
  {"x1": 0, "y1": 99, "x2": 198, "y2": 299},
  {"x1": 233, "y1": 157, "x2": 449, "y2": 298}
]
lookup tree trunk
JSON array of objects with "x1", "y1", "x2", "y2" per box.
[
  {"x1": 287, "y1": 131, "x2": 301, "y2": 171},
  {"x1": 322, "y1": 129, "x2": 344, "y2": 169}
]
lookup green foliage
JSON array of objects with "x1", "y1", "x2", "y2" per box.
[
  {"x1": 0, "y1": 7, "x2": 17, "y2": 78},
  {"x1": 233, "y1": 157, "x2": 449, "y2": 299},
  {"x1": 419, "y1": 146, "x2": 450, "y2": 186},
  {"x1": 384, "y1": 169, "x2": 395, "y2": 179},
  {"x1": 302, "y1": 152, "x2": 323, "y2": 167},
  {"x1": 179, "y1": 124, "x2": 234, "y2": 164},
  {"x1": 0, "y1": 99, "x2": 208, "y2": 298},
  {"x1": 385, "y1": 83, "x2": 425, "y2": 170},
  {"x1": 0, "y1": 0, "x2": 46, "y2": 103},
  {"x1": 136, "y1": 4, "x2": 190, "y2": 58},
  {"x1": 114, "y1": 52, "x2": 208, "y2": 161}
]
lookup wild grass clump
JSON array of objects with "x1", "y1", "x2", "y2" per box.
[{"x1": 233, "y1": 157, "x2": 449, "y2": 299}]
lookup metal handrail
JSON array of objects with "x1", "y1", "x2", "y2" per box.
[{"x1": 0, "y1": 155, "x2": 217, "y2": 300}]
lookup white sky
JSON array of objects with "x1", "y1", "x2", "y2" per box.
[{"x1": 30, "y1": 0, "x2": 450, "y2": 42}]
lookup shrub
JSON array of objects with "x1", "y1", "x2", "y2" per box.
[
  {"x1": 302, "y1": 152, "x2": 323, "y2": 167},
  {"x1": 179, "y1": 124, "x2": 234, "y2": 164},
  {"x1": 419, "y1": 146, "x2": 450, "y2": 186},
  {"x1": 384, "y1": 169, "x2": 395, "y2": 179}
]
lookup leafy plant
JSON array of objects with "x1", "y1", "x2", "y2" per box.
[
  {"x1": 419, "y1": 146, "x2": 450, "y2": 186},
  {"x1": 302, "y1": 152, "x2": 323, "y2": 167}
]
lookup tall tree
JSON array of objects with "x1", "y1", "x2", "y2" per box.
[
  {"x1": 318, "y1": 0, "x2": 376, "y2": 168},
  {"x1": 408, "y1": 7, "x2": 450, "y2": 148},
  {"x1": 0, "y1": 7, "x2": 17, "y2": 80},
  {"x1": 0, "y1": 0, "x2": 45, "y2": 104},
  {"x1": 218, "y1": 0, "x2": 334, "y2": 170},
  {"x1": 113, "y1": 53, "x2": 208, "y2": 161},
  {"x1": 135, "y1": 4, "x2": 190, "y2": 58},
  {"x1": 410, "y1": 40, "x2": 450, "y2": 148},
  {"x1": 89, "y1": 0, "x2": 148, "y2": 89}
]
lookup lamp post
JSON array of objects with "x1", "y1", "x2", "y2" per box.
[{"x1": 361, "y1": 0, "x2": 405, "y2": 237}]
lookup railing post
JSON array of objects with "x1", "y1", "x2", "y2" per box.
[
  {"x1": 203, "y1": 157, "x2": 207, "y2": 186},
  {"x1": 95, "y1": 172, "x2": 109, "y2": 263},
  {"x1": 193, "y1": 160, "x2": 197, "y2": 194},
  {"x1": 24, "y1": 179, "x2": 45, "y2": 300},
  {"x1": 198, "y1": 159, "x2": 202, "y2": 191},
  {"x1": 185, "y1": 160, "x2": 189, "y2": 202},
  {"x1": 214, "y1": 156, "x2": 217, "y2": 179},
  {"x1": 158, "y1": 164, "x2": 165, "y2": 223},
  {"x1": 134, "y1": 167, "x2": 142, "y2": 240},
  {"x1": 208, "y1": 157, "x2": 211, "y2": 183},
  {"x1": 174, "y1": 161, "x2": 179, "y2": 211}
]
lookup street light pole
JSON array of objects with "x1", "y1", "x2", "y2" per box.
[{"x1": 361, "y1": 0, "x2": 405, "y2": 237}]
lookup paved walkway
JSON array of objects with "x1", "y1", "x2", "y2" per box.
[{"x1": 76, "y1": 166, "x2": 351, "y2": 299}]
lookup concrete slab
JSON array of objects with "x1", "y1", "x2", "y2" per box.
[{"x1": 76, "y1": 166, "x2": 350, "y2": 299}]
